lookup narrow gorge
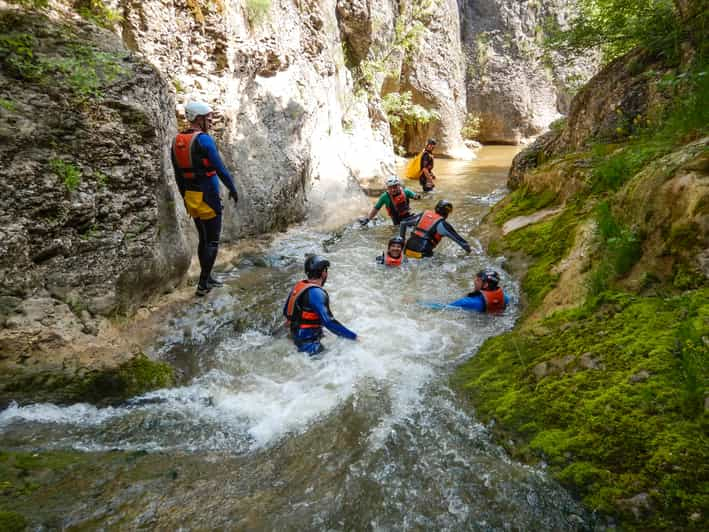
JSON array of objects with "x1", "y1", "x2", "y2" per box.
[{"x1": 0, "y1": 0, "x2": 706, "y2": 530}]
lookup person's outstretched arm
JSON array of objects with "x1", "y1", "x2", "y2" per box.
[
  {"x1": 309, "y1": 288, "x2": 357, "y2": 340},
  {"x1": 437, "y1": 221, "x2": 471, "y2": 252}
]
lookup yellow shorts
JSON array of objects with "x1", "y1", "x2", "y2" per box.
[
  {"x1": 184, "y1": 190, "x2": 217, "y2": 220},
  {"x1": 405, "y1": 249, "x2": 423, "y2": 259}
]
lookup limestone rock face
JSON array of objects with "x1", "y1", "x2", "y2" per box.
[
  {"x1": 376, "y1": 0, "x2": 474, "y2": 158},
  {"x1": 461, "y1": 0, "x2": 598, "y2": 145},
  {"x1": 117, "y1": 0, "x2": 390, "y2": 237},
  {"x1": 508, "y1": 49, "x2": 672, "y2": 188},
  {"x1": 0, "y1": 9, "x2": 190, "y2": 320}
]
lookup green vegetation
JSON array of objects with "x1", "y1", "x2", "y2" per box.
[
  {"x1": 500, "y1": 206, "x2": 580, "y2": 312},
  {"x1": 5, "y1": 0, "x2": 49, "y2": 8},
  {"x1": 49, "y1": 158, "x2": 82, "y2": 191},
  {"x1": 0, "y1": 26, "x2": 126, "y2": 100},
  {"x1": 245, "y1": 0, "x2": 271, "y2": 27},
  {"x1": 1, "y1": 354, "x2": 175, "y2": 405},
  {"x1": 0, "y1": 98, "x2": 16, "y2": 111},
  {"x1": 460, "y1": 112, "x2": 481, "y2": 141},
  {"x1": 0, "y1": 511, "x2": 28, "y2": 532},
  {"x1": 353, "y1": 0, "x2": 435, "y2": 92},
  {"x1": 382, "y1": 91, "x2": 439, "y2": 154},
  {"x1": 544, "y1": 0, "x2": 684, "y2": 63},
  {"x1": 587, "y1": 201, "x2": 643, "y2": 296},
  {"x1": 458, "y1": 15, "x2": 709, "y2": 526},
  {"x1": 453, "y1": 289, "x2": 708, "y2": 528},
  {"x1": 493, "y1": 186, "x2": 559, "y2": 226},
  {"x1": 73, "y1": 0, "x2": 122, "y2": 29},
  {"x1": 93, "y1": 169, "x2": 109, "y2": 188}
]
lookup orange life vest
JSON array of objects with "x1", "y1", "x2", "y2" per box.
[
  {"x1": 285, "y1": 280, "x2": 321, "y2": 330},
  {"x1": 481, "y1": 288, "x2": 506, "y2": 313},
  {"x1": 385, "y1": 187, "x2": 410, "y2": 224},
  {"x1": 384, "y1": 253, "x2": 403, "y2": 266},
  {"x1": 412, "y1": 210, "x2": 443, "y2": 247},
  {"x1": 172, "y1": 131, "x2": 217, "y2": 180}
]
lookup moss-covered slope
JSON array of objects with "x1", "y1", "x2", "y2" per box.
[{"x1": 454, "y1": 45, "x2": 708, "y2": 530}]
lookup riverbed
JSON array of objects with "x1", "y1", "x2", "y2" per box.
[{"x1": 0, "y1": 147, "x2": 597, "y2": 530}]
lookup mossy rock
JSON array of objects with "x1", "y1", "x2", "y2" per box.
[
  {"x1": 0, "y1": 511, "x2": 27, "y2": 532},
  {"x1": 0, "y1": 354, "x2": 175, "y2": 406},
  {"x1": 452, "y1": 289, "x2": 709, "y2": 530}
]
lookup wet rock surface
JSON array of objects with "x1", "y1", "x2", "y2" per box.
[{"x1": 461, "y1": 0, "x2": 598, "y2": 145}]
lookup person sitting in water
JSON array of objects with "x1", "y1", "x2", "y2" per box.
[
  {"x1": 376, "y1": 236, "x2": 406, "y2": 267},
  {"x1": 447, "y1": 270, "x2": 508, "y2": 313},
  {"x1": 283, "y1": 255, "x2": 358, "y2": 356},
  {"x1": 401, "y1": 200, "x2": 471, "y2": 258},
  {"x1": 360, "y1": 176, "x2": 420, "y2": 233}
]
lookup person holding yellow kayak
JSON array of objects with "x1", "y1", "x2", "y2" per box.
[{"x1": 404, "y1": 138, "x2": 437, "y2": 192}]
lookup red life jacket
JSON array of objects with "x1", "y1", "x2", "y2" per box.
[
  {"x1": 172, "y1": 131, "x2": 217, "y2": 179},
  {"x1": 385, "y1": 187, "x2": 410, "y2": 224},
  {"x1": 384, "y1": 253, "x2": 403, "y2": 266},
  {"x1": 412, "y1": 210, "x2": 443, "y2": 247},
  {"x1": 285, "y1": 280, "x2": 321, "y2": 330},
  {"x1": 481, "y1": 288, "x2": 506, "y2": 313}
]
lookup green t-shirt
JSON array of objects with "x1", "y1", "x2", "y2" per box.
[{"x1": 374, "y1": 188, "x2": 417, "y2": 210}]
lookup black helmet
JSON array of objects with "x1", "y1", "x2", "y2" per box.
[
  {"x1": 305, "y1": 255, "x2": 330, "y2": 278},
  {"x1": 388, "y1": 236, "x2": 405, "y2": 247},
  {"x1": 427, "y1": 138, "x2": 437, "y2": 145},
  {"x1": 435, "y1": 199, "x2": 453, "y2": 217},
  {"x1": 477, "y1": 269, "x2": 500, "y2": 290}
]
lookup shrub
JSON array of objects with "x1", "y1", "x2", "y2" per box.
[
  {"x1": 245, "y1": 0, "x2": 270, "y2": 27},
  {"x1": 544, "y1": 0, "x2": 683, "y2": 63},
  {"x1": 382, "y1": 91, "x2": 439, "y2": 153},
  {"x1": 73, "y1": 0, "x2": 122, "y2": 29},
  {"x1": 50, "y1": 158, "x2": 82, "y2": 191},
  {"x1": 461, "y1": 112, "x2": 481, "y2": 140}
]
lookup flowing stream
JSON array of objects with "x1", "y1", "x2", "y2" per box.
[{"x1": 0, "y1": 147, "x2": 597, "y2": 530}]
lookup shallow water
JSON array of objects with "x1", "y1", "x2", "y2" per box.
[{"x1": 0, "y1": 147, "x2": 598, "y2": 530}]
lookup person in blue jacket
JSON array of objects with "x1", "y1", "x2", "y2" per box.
[
  {"x1": 283, "y1": 255, "x2": 358, "y2": 355},
  {"x1": 171, "y1": 101, "x2": 239, "y2": 296},
  {"x1": 447, "y1": 270, "x2": 509, "y2": 313}
]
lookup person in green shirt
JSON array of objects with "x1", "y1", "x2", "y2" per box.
[{"x1": 359, "y1": 176, "x2": 421, "y2": 234}]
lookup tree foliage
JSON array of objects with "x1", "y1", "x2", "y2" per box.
[
  {"x1": 545, "y1": 0, "x2": 685, "y2": 63},
  {"x1": 382, "y1": 91, "x2": 439, "y2": 153}
]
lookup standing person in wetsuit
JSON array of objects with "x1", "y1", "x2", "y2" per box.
[
  {"x1": 419, "y1": 138, "x2": 437, "y2": 192},
  {"x1": 171, "y1": 101, "x2": 239, "y2": 296},
  {"x1": 360, "y1": 176, "x2": 421, "y2": 235},
  {"x1": 376, "y1": 236, "x2": 406, "y2": 267},
  {"x1": 402, "y1": 200, "x2": 472, "y2": 258},
  {"x1": 448, "y1": 270, "x2": 508, "y2": 313},
  {"x1": 283, "y1": 255, "x2": 358, "y2": 356}
]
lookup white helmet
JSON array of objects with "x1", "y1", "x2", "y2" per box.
[
  {"x1": 185, "y1": 101, "x2": 213, "y2": 121},
  {"x1": 385, "y1": 175, "x2": 400, "y2": 187}
]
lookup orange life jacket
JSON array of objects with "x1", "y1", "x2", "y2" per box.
[
  {"x1": 285, "y1": 280, "x2": 321, "y2": 330},
  {"x1": 481, "y1": 288, "x2": 506, "y2": 313},
  {"x1": 412, "y1": 210, "x2": 443, "y2": 247},
  {"x1": 384, "y1": 253, "x2": 403, "y2": 266},
  {"x1": 172, "y1": 131, "x2": 217, "y2": 179},
  {"x1": 385, "y1": 187, "x2": 410, "y2": 224}
]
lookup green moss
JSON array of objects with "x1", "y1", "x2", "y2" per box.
[
  {"x1": 493, "y1": 186, "x2": 559, "y2": 226},
  {"x1": 1, "y1": 354, "x2": 174, "y2": 405},
  {"x1": 0, "y1": 511, "x2": 27, "y2": 532},
  {"x1": 0, "y1": 14, "x2": 127, "y2": 100},
  {"x1": 453, "y1": 289, "x2": 709, "y2": 529},
  {"x1": 116, "y1": 353, "x2": 174, "y2": 397},
  {"x1": 501, "y1": 206, "x2": 580, "y2": 311}
]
